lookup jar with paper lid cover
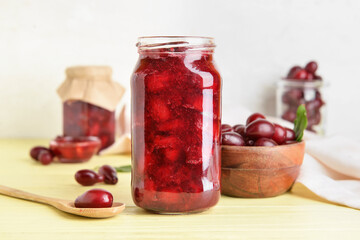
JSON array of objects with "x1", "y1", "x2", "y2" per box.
[{"x1": 57, "y1": 66, "x2": 125, "y2": 151}]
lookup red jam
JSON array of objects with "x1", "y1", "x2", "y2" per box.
[
  {"x1": 63, "y1": 101, "x2": 115, "y2": 151},
  {"x1": 50, "y1": 136, "x2": 101, "y2": 163},
  {"x1": 131, "y1": 37, "x2": 221, "y2": 213}
]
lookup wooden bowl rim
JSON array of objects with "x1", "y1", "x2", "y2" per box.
[
  {"x1": 221, "y1": 165, "x2": 301, "y2": 171},
  {"x1": 221, "y1": 140, "x2": 305, "y2": 152}
]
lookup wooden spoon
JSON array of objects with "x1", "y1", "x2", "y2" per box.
[{"x1": 0, "y1": 185, "x2": 125, "y2": 218}]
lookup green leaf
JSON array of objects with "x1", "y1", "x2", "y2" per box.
[
  {"x1": 293, "y1": 104, "x2": 308, "y2": 142},
  {"x1": 114, "y1": 165, "x2": 132, "y2": 173}
]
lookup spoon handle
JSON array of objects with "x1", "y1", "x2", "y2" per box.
[{"x1": 0, "y1": 185, "x2": 59, "y2": 206}]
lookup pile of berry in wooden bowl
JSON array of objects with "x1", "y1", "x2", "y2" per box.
[{"x1": 221, "y1": 106, "x2": 307, "y2": 198}]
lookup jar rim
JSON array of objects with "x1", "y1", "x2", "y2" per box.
[
  {"x1": 278, "y1": 78, "x2": 328, "y2": 88},
  {"x1": 137, "y1": 36, "x2": 215, "y2": 53}
]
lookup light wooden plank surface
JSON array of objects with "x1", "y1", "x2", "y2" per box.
[{"x1": 0, "y1": 139, "x2": 359, "y2": 240}]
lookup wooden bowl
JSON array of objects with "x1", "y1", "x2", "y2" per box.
[{"x1": 221, "y1": 141, "x2": 305, "y2": 198}]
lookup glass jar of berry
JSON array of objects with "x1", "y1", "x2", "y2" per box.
[
  {"x1": 277, "y1": 62, "x2": 327, "y2": 134},
  {"x1": 277, "y1": 79, "x2": 327, "y2": 134},
  {"x1": 131, "y1": 36, "x2": 222, "y2": 213},
  {"x1": 57, "y1": 66, "x2": 125, "y2": 152}
]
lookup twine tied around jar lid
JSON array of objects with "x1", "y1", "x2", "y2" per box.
[{"x1": 57, "y1": 66, "x2": 125, "y2": 111}]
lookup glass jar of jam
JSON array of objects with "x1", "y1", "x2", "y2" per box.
[
  {"x1": 276, "y1": 79, "x2": 327, "y2": 134},
  {"x1": 58, "y1": 66, "x2": 125, "y2": 151},
  {"x1": 63, "y1": 100, "x2": 115, "y2": 151},
  {"x1": 131, "y1": 36, "x2": 222, "y2": 213}
]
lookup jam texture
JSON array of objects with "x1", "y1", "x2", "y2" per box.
[
  {"x1": 63, "y1": 101, "x2": 115, "y2": 151},
  {"x1": 131, "y1": 48, "x2": 221, "y2": 213}
]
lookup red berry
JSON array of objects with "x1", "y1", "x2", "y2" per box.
[
  {"x1": 246, "y1": 113, "x2": 266, "y2": 125},
  {"x1": 245, "y1": 119, "x2": 275, "y2": 139},
  {"x1": 245, "y1": 138, "x2": 255, "y2": 146},
  {"x1": 75, "y1": 169, "x2": 103, "y2": 186},
  {"x1": 305, "y1": 61, "x2": 318, "y2": 74},
  {"x1": 254, "y1": 138, "x2": 278, "y2": 147},
  {"x1": 306, "y1": 98, "x2": 324, "y2": 113},
  {"x1": 221, "y1": 132, "x2": 245, "y2": 146},
  {"x1": 281, "y1": 110, "x2": 297, "y2": 122},
  {"x1": 221, "y1": 124, "x2": 232, "y2": 133},
  {"x1": 285, "y1": 128, "x2": 296, "y2": 141},
  {"x1": 233, "y1": 124, "x2": 245, "y2": 136},
  {"x1": 30, "y1": 146, "x2": 49, "y2": 161},
  {"x1": 272, "y1": 124, "x2": 286, "y2": 145},
  {"x1": 98, "y1": 165, "x2": 118, "y2": 185},
  {"x1": 293, "y1": 69, "x2": 308, "y2": 80},
  {"x1": 287, "y1": 66, "x2": 301, "y2": 79},
  {"x1": 307, "y1": 110, "x2": 321, "y2": 128},
  {"x1": 74, "y1": 189, "x2": 113, "y2": 208},
  {"x1": 315, "y1": 90, "x2": 322, "y2": 99},
  {"x1": 314, "y1": 74, "x2": 322, "y2": 80},
  {"x1": 282, "y1": 89, "x2": 304, "y2": 105},
  {"x1": 306, "y1": 73, "x2": 314, "y2": 81},
  {"x1": 38, "y1": 150, "x2": 53, "y2": 165}
]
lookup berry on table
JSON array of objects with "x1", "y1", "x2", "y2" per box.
[
  {"x1": 98, "y1": 165, "x2": 118, "y2": 185},
  {"x1": 30, "y1": 146, "x2": 50, "y2": 161},
  {"x1": 75, "y1": 169, "x2": 104, "y2": 186},
  {"x1": 38, "y1": 150, "x2": 53, "y2": 165}
]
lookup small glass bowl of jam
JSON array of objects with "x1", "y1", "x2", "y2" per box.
[{"x1": 50, "y1": 136, "x2": 101, "y2": 163}]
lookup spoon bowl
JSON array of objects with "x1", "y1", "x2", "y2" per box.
[
  {"x1": 0, "y1": 185, "x2": 125, "y2": 218},
  {"x1": 52, "y1": 199, "x2": 125, "y2": 218}
]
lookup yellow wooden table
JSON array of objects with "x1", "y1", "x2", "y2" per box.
[{"x1": 0, "y1": 139, "x2": 359, "y2": 240}]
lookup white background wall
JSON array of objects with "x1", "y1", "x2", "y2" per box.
[{"x1": 1, "y1": 0, "x2": 359, "y2": 138}]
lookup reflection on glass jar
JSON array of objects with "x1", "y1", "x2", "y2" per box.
[
  {"x1": 131, "y1": 36, "x2": 222, "y2": 213},
  {"x1": 276, "y1": 79, "x2": 327, "y2": 134}
]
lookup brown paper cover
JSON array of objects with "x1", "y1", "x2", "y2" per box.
[{"x1": 57, "y1": 66, "x2": 125, "y2": 111}]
